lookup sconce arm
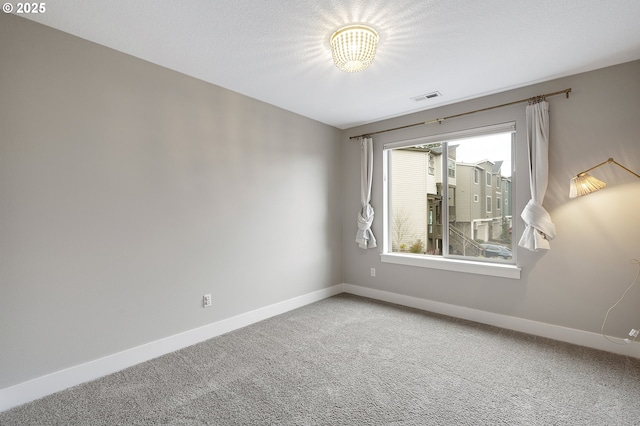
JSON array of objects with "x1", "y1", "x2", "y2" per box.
[
  {"x1": 578, "y1": 158, "x2": 640, "y2": 179},
  {"x1": 609, "y1": 158, "x2": 640, "y2": 179}
]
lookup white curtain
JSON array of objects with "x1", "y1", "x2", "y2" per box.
[
  {"x1": 355, "y1": 137, "x2": 377, "y2": 249},
  {"x1": 518, "y1": 101, "x2": 556, "y2": 251}
]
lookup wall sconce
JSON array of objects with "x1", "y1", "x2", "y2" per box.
[{"x1": 569, "y1": 158, "x2": 640, "y2": 198}]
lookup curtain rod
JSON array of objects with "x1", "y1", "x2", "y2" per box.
[{"x1": 349, "y1": 88, "x2": 572, "y2": 140}]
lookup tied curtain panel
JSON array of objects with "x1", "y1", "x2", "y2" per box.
[
  {"x1": 356, "y1": 137, "x2": 377, "y2": 249},
  {"x1": 519, "y1": 100, "x2": 556, "y2": 251}
]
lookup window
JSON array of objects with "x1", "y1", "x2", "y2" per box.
[
  {"x1": 382, "y1": 123, "x2": 517, "y2": 277},
  {"x1": 428, "y1": 154, "x2": 435, "y2": 175}
]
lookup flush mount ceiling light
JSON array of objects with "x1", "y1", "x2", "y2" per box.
[{"x1": 330, "y1": 24, "x2": 379, "y2": 73}]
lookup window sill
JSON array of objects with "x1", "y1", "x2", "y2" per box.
[{"x1": 380, "y1": 253, "x2": 521, "y2": 279}]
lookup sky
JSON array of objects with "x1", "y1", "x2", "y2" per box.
[{"x1": 454, "y1": 132, "x2": 512, "y2": 177}]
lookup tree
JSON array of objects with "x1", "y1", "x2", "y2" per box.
[
  {"x1": 500, "y1": 217, "x2": 511, "y2": 243},
  {"x1": 392, "y1": 206, "x2": 414, "y2": 251}
]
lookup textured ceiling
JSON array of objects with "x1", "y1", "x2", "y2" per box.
[{"x1": 18, "y1": 0, "x2": 640, "y2": 129}]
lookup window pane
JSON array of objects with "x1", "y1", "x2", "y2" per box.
[
  {"x1": 448, "y1": 134, "x2": 512, "y2": 261},
  {"x1": 390, "y1": 143, "x2": 443, "y2": 255}
]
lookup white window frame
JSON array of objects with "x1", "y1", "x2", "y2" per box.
[
  {"x1": 486, "y1": 196, "x2": 492, "y2": 213},
  {"x1": 381, "y1": 122, "x2": 520, "y2": 279}
]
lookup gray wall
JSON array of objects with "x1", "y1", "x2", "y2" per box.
[
  {"x1": 2, "y1": 11, "x2": 639, "y2": 392},
  {"x1": 343, "y1": 60, "x2": 640, "y2": 338},
  {"x1": 0, "y1": 14, "x2": 343, "y2": 388}
]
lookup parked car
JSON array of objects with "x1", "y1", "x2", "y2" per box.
[{"x1": 480, "y1": 243, "x2": 512, "y2": 259}]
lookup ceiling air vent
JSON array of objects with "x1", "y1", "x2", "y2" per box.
[{"x1": 411, "y1": 91, "x2": 442, "y2": 102}]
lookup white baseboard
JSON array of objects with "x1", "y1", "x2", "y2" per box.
[
  {"x1": 342, "y1": 283, "x2": 640, "y2": 359},
  {"x1": 0, "y1": 284, "x2": 344, "y2": 413},
  {"x1": 3, "y1": 283, "x2": 637, "y2": 413}
]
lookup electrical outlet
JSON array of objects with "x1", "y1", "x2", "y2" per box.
[
  {"x1": 371, "y1": 268, "x2": 376, "y2": 277},
  {"x1": 203, "y1": 294, "x2": 212, "y2": 308},
  {"x1": 629, "y1": 329, "x2": 639, "y2": 338}
]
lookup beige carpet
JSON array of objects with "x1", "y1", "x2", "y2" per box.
[{"x1": 2, "y1": 294, "x2": 639, "y2": 425}]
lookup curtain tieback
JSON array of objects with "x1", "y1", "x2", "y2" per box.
[
  {"x1": 357, "y1": 204, "x2": 374, "y2": 230},
  {"x1": 521, "y1": 200, "x2": 556, "y2": 240}
]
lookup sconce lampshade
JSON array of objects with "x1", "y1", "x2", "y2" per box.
[
  {"x1": 330, "y1": 25, "x2": 379, "y2": 73},
  {"x1": 569, "y1": 173, "x2": 606, "y2": 198}
]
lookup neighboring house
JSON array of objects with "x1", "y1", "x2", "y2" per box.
[
  {"x1": 454, "y1": 161, "x2": 512, "y2": 248},
  {"x1": 390, "y1": 144, "x2": 456, "y2": 254},
  {"x1": 391, "y1": 147, "x2": 511, "y2": 255},
  {"x1": 390, "y1": 148, "x2": 432, "y2": 252}
]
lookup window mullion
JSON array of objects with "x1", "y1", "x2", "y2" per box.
[{"x1": 442, "y1": 142, "x2": 449, "y2": 257}]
